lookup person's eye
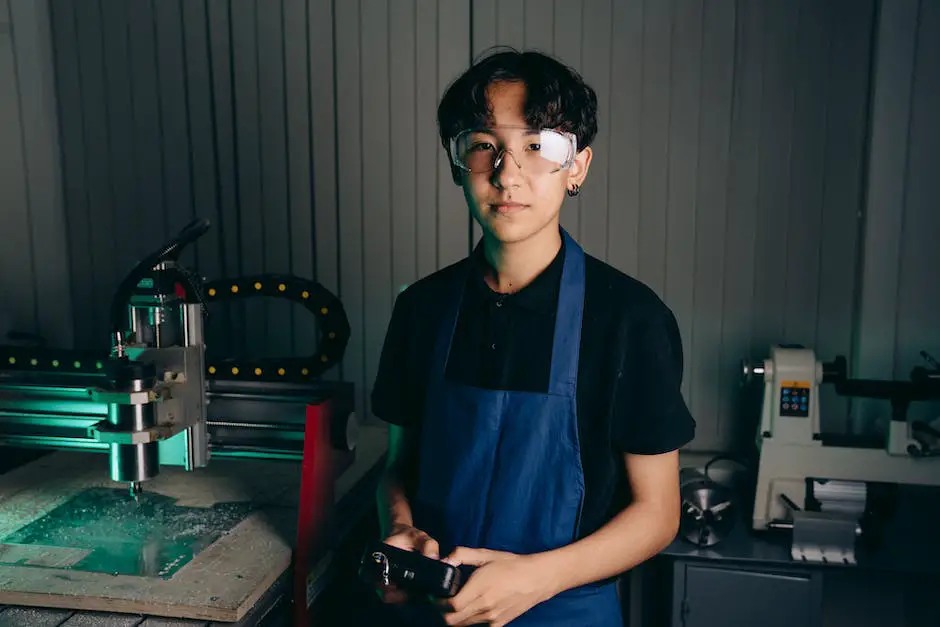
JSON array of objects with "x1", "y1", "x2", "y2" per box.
[
  {"x1": 526, "y1": 143, "x2": 542, "y2": 152},
  {"x1": 469, "y1": 142, "x2": 494, "y2": 152}
]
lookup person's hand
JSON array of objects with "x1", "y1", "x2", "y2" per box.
[
  {"x1": 375, "y1": 524, "x2": 441, "y2": 605},
  {"x1": 438, "y1": 547, "x2": 557, "y2": 626}
]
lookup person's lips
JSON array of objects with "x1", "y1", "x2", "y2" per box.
[{"x1": 490, "y1": 202, "x2": 528, "y2": 214}]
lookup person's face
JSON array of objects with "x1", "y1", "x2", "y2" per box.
[{"x1": 455, "y1": 81, "x2": 592, "y2": 245}]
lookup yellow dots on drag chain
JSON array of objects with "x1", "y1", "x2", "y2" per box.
[
  {"x1": 231, "y1": 285, "x2": 239, "y2": 294},
  {"x1": 208, "y1": 288, "x2": 217, "y2": 296}
]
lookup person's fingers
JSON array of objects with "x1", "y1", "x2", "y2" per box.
[
  {"x1": 443, "y1": 547, "x2": 508, "y2": 566},
  {"x1": 418, "y1": 534, "x2": 441, "y2": 559},
  {"x1": 384, "y1": 532, "x2": 415, "y2": 551},
  {"x1": 383, "y1": 589, "x2": 409, "y2": 605},
  {"x1": 377, "y1": 584, "x2": 408, "y2": 605}
]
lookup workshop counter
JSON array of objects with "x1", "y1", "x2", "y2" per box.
[
  {"x1": 642, "y1": 485, "x2": 940, "y2": 627},
  {"x1": 0, "y1": 425, "x2": 389, "y2": 627}
]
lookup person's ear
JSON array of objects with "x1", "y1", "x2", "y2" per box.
[{"x1": 567, "y1": 147, "x2": 592, "y2": 192}]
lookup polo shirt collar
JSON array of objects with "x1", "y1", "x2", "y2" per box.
[{"x1": 467, "y1": 237, "x2": 564, "y2": 314}]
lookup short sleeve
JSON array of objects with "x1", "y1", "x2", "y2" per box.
[
  {"x1": 370, "y1": 290, "x2": 423, "y2": 427},
  {"x1": 612, "y1": 306, "x2": 696, "y2": 454}
]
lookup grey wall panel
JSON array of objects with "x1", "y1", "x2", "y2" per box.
[
  {"x1": 388, "y1": 0, "x2": 418, "y2": 299},
  {"x1": 856, "y1": 0, "x2": 940, "y2": 431},
  {"x1": 205, "y1": 0, "x2": 242, "y2": 356},
  {"x1": 551, "y1": 0, "x2": 584, "y2": 242},
  {"x1": 855, "y1": 0, "x2": 920, "y2": 402},
  {"x1": 578, "y1": 0, "x2": 612, "y2": 261},
  {"x1": 49, "y1": 0, "x2": 95, "y2": 347},
  {"x1": 0, "y1": 0, "x2": 71, "y2": 348},
  {"x1": 73, "y1": 0, "x2": 114, "y2": 338},
  {"x1": 664, "y1": 0, "x2": 703, "y2": 407},
  {"x1": 282, "y1": 0, "x2": 316, "y2": 367},
  {"x1": 436, "y1": 2, "x2": 472, "y2": 269},
  {"x1": 99, "y1": 0, "x2": 136, "y2": 312},
  {"x1": 605, "y1": 0, "x2": 643, "y2": 279},
  {"x1": 814, "y1": 0, "x2": 877, "y2": 436},
  {"x1": 0, "y1": 0, "x2": 35, "y2": 335},
  {"x1": 360, "y1": 0, "x2": 393, "y2": 424},
  {"x1": 333, "y1": 0, "x2": 365, "y2": 415},
  {"x1": 181, "y1": 0, "x2": 226, "y2": 356},
  {"x1": 3, "y1": 0, "x2": 72, "y2": 349},
  {"x1": 308, "y1": 0, "x2": 340, "y2": 301},
  {"x1": 719, "y1": 0, "x2": 763, "y2": 448},
  {"x1": 24, "y1": 0, "x2": 933, "y2": 453},
  {"x1": 896, "y1": 0, "x2": 940, "y2": 427},
  {"x1": 688, "y1": 0, "x2": 735, "y2": 446},
  {"x1": 415, "y1": 0, "x2": 439, "y2": 280},
  {"x1": 126, "y1": 1, "x2": 168, "y2": 252},
  {"x1": 256, "y1": 2, "x2": 292, "y2": 361},
  {"x1": 230, "y1": 0, "x2": 265, "y2": 360}
]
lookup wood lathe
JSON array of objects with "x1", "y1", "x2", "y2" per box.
[{"x1": 0, "y1": 218, "x2": 384, "y2": 625}]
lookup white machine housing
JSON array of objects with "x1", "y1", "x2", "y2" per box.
[{"x1": 751, "y1": 346, "x2": 940, "y2": 533}]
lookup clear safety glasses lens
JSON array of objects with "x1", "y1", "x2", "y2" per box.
[{"x1": 451, "y1": 128, "x2": 577, "y2": 175}]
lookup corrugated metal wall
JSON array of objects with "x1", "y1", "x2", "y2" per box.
[
  {"x1": 855, "y1": 0, "x2": 940, "y2": 431},
  {"x1": 0, "y1": 0, "x2": 71, "y2": 349},
  {"x1": 9, "y1": 0, "x2": 934, "y2": 453}
]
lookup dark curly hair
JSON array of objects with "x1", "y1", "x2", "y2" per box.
[{"x1": 437, "y1": 47, "x2": 599, "y2": 159}]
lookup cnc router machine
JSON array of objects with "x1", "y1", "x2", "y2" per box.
[{"x1": 0, "y1": 219, "x2": 370, "y2": 625}]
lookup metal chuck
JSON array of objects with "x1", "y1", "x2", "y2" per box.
[{"x1": 679, "y1": 468, "x2": 737, "y2": 548}]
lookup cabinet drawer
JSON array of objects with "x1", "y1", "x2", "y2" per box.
[{"x1": 676, "y1": 562, "x2": 822, "y2": 627}]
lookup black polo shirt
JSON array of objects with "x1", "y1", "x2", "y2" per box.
[{"x1": 371, "y1": 237, "x2": 696, "y2": 540}]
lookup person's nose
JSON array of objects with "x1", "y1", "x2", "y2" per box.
[{"x1": 491, "y1": 149, "x2": 523, "y2": 189}]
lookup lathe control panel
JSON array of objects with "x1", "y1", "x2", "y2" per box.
[{"x1": 780, "y1": 381, "x2": 810, "y2": 417}]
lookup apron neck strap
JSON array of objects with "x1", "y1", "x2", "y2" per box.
[{"x1": 548, "y1": 228, "x2": 585, "y2": 396}]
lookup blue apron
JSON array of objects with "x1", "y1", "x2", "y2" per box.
[{"x1": 402, "y1": 229, "x2": 623, "y2": 626}]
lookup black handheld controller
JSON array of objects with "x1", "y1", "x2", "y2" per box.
[{"x1": 358, "y1": 541, "x2": 470, "y2": 598}]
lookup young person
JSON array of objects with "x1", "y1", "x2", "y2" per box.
[{"x1": 369, "y1": 48, "x2": 696, "y2": 626}]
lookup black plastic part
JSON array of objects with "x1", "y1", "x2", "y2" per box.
[
  {"x1": 822, "y1": 355, "x2": 847, "y2": 383},
  {"x1": 358, "y1": 541, "x2": 467, "y2": 599},
  {"x1": 202, "y1": 273, "x2": 351, "y2": 380},
  {"x1": 104, "y1": 357, "x2": 157, "y2": 390},
  {"x1": 0, "y1": 346, "x2": 112, "y2": 375},
  {"x1": 128, "y1": 266, "x2": 205, "y2": 304},
  {"x1": 0, "y1": 266, "x2": 350, "y2": 383},
  {"x1": 109, "y1": 218, "x2": 211, "y2": 337}
]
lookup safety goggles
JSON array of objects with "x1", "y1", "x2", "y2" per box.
[{"x1": 449, "y1": 126, "x2": 578, "y2": 175}]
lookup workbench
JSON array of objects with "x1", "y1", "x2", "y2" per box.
[
  {"x1": 0, "y1": 425, "x2": 389, "y2": 627},
  {"x1": 636, "y1": 483, "x2": 940, "y2": 627}
]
